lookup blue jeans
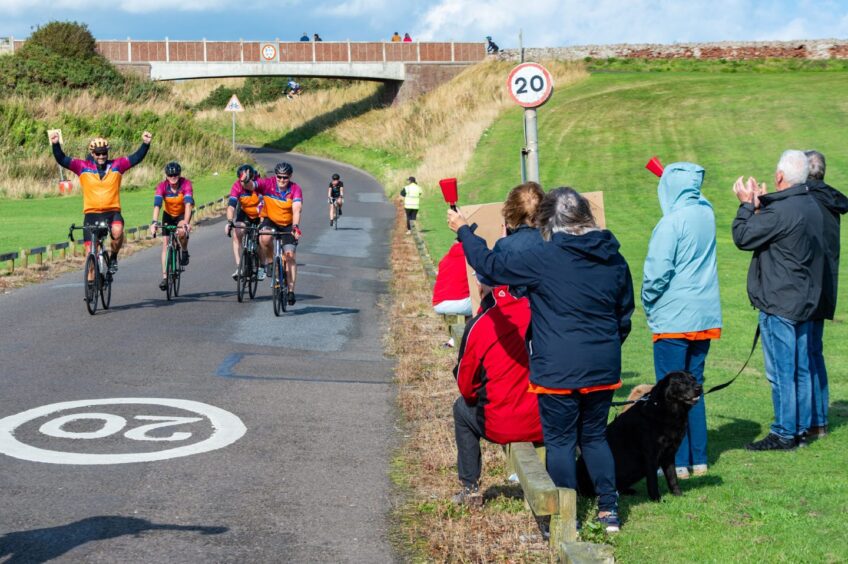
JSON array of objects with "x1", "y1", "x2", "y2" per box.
[
  {"x1": 653, "y1": 338, "x2": 710, "y2": 467},
  {"x1": 809, "y1": 319, "x2": 829, "y2": 427},
  {"x1": 537, "y1": 390, "x2": 617, "y2": 512},
  {"x1": 758, "y1": 312, "x2": 812, "y2": 440}
]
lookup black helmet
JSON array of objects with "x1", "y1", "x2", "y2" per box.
[
  {"x1": 236, "y1": 164, "x2": 256, "y2": 180},
  {"x1": 331, "y1": 173, "x2": 340, "y2": 180},
  {"x1": 274, "y1": 162, "x2": 293, "y2": 176},
  {"x1": 164, "y1": 161, "x2": 181, "y2": 177}
]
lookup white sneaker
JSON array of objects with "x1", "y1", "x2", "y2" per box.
[
  {"x1": 691, "y1": 464, "x2": 708, "y2": 477},
  {"x1": 675, "y1": 467, "x2": 690, "y2": 480},
  {"x1": 257, "y1": 268, "x2": 266, "y2": 281}
]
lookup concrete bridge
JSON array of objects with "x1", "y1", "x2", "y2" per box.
[{"x1": 7, "y1": 37, "x2": 487, "y2": 103}]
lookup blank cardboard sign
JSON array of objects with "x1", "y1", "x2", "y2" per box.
[{"x1": 461, "y1": 191, "x2": 605, "y2": 312}]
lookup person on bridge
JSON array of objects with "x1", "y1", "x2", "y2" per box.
[
  {"x1": 328, "y1": 173, "x2": 344, "y2": 224},
  {"x1": 390, "y1": 32, "x2": 401, "y2": 42},
  {"x1": 401, "y1": 176, "x2": 421, "y2": 234},
  {"x1": 51, "y1": 131, "x2": 152, "y2": 275},
  {"x1": 226, "y1": 164, "x2": 267, "y2": 281},
  {"x1": 403, "y1": 33, "x2": 412, "y2": 42},
  {"x1": 486, "y1": 36, "x2": 499, "y2": 54},
  {"x1": 257, "y1": 162, "x2": 303, "y2": 306},
  {"x1": 300, "y1": 32, "x2": 309, "y2": 42},
  {"x1": 150, "y1": 161, "x2": 194, "y2": 291},
  {"x1": 313, "y1": 33, "x2": 323, "y2": 42}
]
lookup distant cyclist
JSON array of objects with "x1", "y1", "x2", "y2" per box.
[
  {"x1": 286, "y1": 79, "x2": 303, "y2": 99},
  {"x1": 257, "y1": 162, "x2": 303, "y2": 305},
  {"x1": 150, "y1": 161, "x2": 194, "y2": 291},
  {"x1": 226, "y1": 164, "x2": 267, "y2": 281},
  {"x1": 328, "y1": 173, "x2": 344, "y2": 225},
  {"x1": 51, "y1": 130, "x2": 152, "y2": 274}
]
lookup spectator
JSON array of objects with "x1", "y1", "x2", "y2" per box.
[
  {"x1": 433, "y1": 242, "x2": 472, "y2": 317},
  {"x1": 448, "y1": 187, "x2": 635, "y2": 533},
  {"x1": 452, "y1": 277, "x2": 542, "y2": 505},
  {"x1": 299, "y1": 33, "x2": 309, "y2": 42},
  {"x1": 732, "y1": 150, "x2": 825, "y2": 451},
  {"x1": 403, "y1": 33, "x2": 412, "y2": 42},
  {"x1": 486, "y1": 36, "x2": 499, "y2": 54},
  {"x1": 313, "y1": 33, "x2": 323, "y2": 42},
  {"x1": 494, "y1": 181, "x2": 544, "y2": 297},
  {"x1": 400, "y1": 176, "x2": 421, "y2": 234},
  {"x1": 804, "y1": 150, "x2": 848, "y2": 439},
  {"x1": 642, "y1": 162, "x2": 721, "y2": 479},
  {"x1": 391, "y1": 32, "x2": 402, "y2": 43}
]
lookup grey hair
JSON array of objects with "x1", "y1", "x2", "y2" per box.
[
  {"x1": 805, "y1": 150, "x2": 826, "y2": 181},
  {"x1": 776, "y1": 150, "x2": 809, "y2": 186},
  {"x1": 537, "y1": 187, "x2": 598, "y2": 241}
]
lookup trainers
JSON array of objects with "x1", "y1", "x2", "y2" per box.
[
  {"x1": 287, "y1": 291, "x2": 296, "y2": 306},
  {"x1": 691, "y1": 464, "x2": 708, "y2": 477},
  {"x1": 597, "y1": 510, "x2": 621, "y2": 533},
  {"x1": 795, "y1": 433, "x2": 809, "y2": 448},
  {"x1": 338, "y1": 208, "x2": 342, "y2": 216},
  {"x1": 180, "y1": 251, "x2": 190, "y2": 266},
  {"x1": 745, "y1": 433, "x2": 796, "y2": 451},
  {"x1": 232, "y1": 269, "x2": 239, "y2": 281},
  {"x1": 108, "y1": 256, "x2": 118, "y2": 274},
  {"x1": 809, "y1": 425, "x2": 828, "y2": 438},
  {"x1": 330, "y1": 220, "x2": 334, "y2": 226},
  {"x1": 159, "y1": 279, "x2": 168, "y2": 291},
  {"x1": 675, "y1": 467, "x2": 690, "y2": 480},
  {"x1": 257, "y1": 268, "x2": 266, "y2": 281},
  {"x1": 451, "y1": 484, "x2": 483, "y2": 507}
]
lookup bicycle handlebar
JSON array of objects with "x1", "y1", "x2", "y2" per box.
[{"x1": 68, "y1": 222, "x2": 109, "y2": 241}]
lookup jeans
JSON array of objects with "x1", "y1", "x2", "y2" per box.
[
  {"x1": 809, "y1": 319, "x2": 829, "y2": 427},
  {"x1": 453, "y1": 397, "x2": 484, "y2": 487},
  {"x1": 537, "y1": 390, "x2": 617, "y2": 512},
  {"x1": 653, "y1": 338, "x2": 710, "y2": 467},
  {"x1": 758, "y1": 311, "x2": 812, "y2": 440}
]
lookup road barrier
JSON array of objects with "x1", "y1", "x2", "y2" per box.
[{"x1": 1, "y1": 198, "x2": 227, "y2": 275}]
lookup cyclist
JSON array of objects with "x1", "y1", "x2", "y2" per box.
[
  {"x1": 257, "y1": 162, "x2": 302, "y2": 305},
  {"x1": 51, "y1": 131, "x2": 152, "y2": 274},
  {"x1": 149, "y1": 161, "x2": 194, "y2": 291},
  {"x1": 226, "y1": 164, "x2": 267, "y2": 281},
  {"x1": 286, "y1": 79, "x2": 303, "y2": 99},
  {"x1": 328, "y1": 173, "x2": 344, "y2": 225}
]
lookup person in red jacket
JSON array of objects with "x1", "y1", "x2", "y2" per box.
[
  {"x1": 432, "y1": 242, "x2": 472, "y2": 317},
  {"x1": 451, "y1": 276, "x2": 543, "y2": 505}
]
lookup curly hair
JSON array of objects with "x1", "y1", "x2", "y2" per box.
[
  {"x1": 502, "y1": 181, "x2": 544, "y2": 229},
  {"x1": 537, "y1": 187, "x2": 598, "y2": 241}
]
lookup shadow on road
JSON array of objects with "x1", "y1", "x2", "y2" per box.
[
  {"x1": 0, "y1": 516, "x2": 227, "y2": 563},
  {"x1": 106, "y1": 290, "x2": 236, "y2": 312}
]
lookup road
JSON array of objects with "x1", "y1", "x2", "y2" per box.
[{"x1": 0, "y1": 149, "x2": 399, "y2": 563}]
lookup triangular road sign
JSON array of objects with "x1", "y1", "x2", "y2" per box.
[{"x1": 224, "y1": 94, "x2": 244, "y2": 112}]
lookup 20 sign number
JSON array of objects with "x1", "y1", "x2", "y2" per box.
[{"x1": 507, "y1": 63, "x2": 554, "y2": 108}]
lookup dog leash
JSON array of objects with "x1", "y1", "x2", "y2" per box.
[{"x1": 610, "y1": 326, "x2": 760, "y2": 407}]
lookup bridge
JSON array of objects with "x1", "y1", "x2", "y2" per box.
[{"x1": 8, "y1": 38, "x2": 487, "y2": 103}]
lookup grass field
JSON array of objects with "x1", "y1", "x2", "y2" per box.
[{"x1": 415, "y1": 71, "x2": 848, "y2": 562}]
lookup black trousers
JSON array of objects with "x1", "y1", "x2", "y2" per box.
[
  {"x1": 453, "y1": 397, "x2": 484, "y2": 487},
  {"x1": 405, "y1": 208, "x2": 418, "y2": 230}
]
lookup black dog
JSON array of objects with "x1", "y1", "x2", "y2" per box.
[{"x1": 577, "y1": 371, "x2": 702, "y2": 501}]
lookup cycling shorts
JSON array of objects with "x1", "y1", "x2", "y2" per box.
[
  {"x1": 236, "y1": 209, "x2": 261, "y2": 225},
  {"x1": 162, "y1": 211, "x2": 190, "y2": 227},
  {"x1": 84, "y1": 211, "x2": 124, "y2": 229},
  {"x1": 259, "y1": 218, "x2": 297, "y2": 253}
]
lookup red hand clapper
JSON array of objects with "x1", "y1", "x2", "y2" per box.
[{"x1": 645, "y1": 156, "x2": 664, "y2": 177}]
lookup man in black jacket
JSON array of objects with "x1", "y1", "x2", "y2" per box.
[
  {"x1": 804, "y1": 150, "x2": 848, "y2": 438},
  {"x1": 732, "y1": 150, "x2": 825, "y2": 451}
]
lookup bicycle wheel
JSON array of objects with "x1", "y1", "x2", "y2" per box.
[
  {"x1": 273, "y1": 256, "x2": 284, "y2": 316},
  {"x1": 172, "y1": 243, "x2": 181, "y2": 297},
  {"x1": 247, "y1": 250, "x2": 259, "y2": 299},
  {"x1": 100, "y1": 251, "x2": 112, "y2": 310},
  {"x1": 166, "y1": 246, "x2": 175, "y2": 301},
  {"x1": 280, "y1": 257, "x2": 289, "y2": 313},
  {"x1": 236, "y1": 248, "x2": 248, "y2": 303},
  {"x1": 334, "y1": 203, "x2": 339, "y2": 230},
  {"x1": 84, "y1": 254, "x2": 98, "y2": 315}
]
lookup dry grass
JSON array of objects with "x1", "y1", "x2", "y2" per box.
[
  {"x1": 170, "y1": 78, "x2": 245, "y2": 106},
  {"x1": 388, "y1": 203, "x2": 550, "y2": 562}
]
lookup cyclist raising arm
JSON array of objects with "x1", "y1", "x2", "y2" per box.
[
  {"x1": 257, "y1": 162, "x2": 302, "y2": 305},
  {"x1": 150, "y1": 161, "x2": 193, "y2": 291},
  {"x1": 226, "y1": 164, "x2": 268, "y2": 281},
  {"x1": 51, "y1": 130, "x2": 152, "y2": 273},
  {"x1": 328, "y1": 173, "x2": 344, "y2": 225}
]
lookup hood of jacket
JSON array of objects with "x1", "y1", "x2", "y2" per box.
[
  {"x1": 552, "y1": 229, "x2": 621, "y2": 262},
  {"x1": 807, "y1": 179, "x2": 848, "y2": 216},
  {"x1": 657, "y1": 162, "x2": 706, "y2": 215}
]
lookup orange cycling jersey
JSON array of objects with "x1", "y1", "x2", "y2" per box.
[{"x1": 256, "y1": 178, "x2": 303, "y2": 226}]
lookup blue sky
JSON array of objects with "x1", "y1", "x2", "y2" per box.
[{"x1": 1, "y1": 0, "x2": 847, "y2": 47}]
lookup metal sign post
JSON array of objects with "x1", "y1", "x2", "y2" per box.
[
  {"x1": 224, "y1": 94, "x2": 244, "y2": 150},
  {"x1": 507, "y1": 63, "x2": 553, "y2": 183}
]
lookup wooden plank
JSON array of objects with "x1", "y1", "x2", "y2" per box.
[
  {"x1": 509, "y1": 442, "x2": 559, "y2": 516},
  {"x1": 558, "y1": 541, "x2": 615, "y2": 564}
]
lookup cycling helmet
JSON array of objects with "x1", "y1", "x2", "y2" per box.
[
  {"x1": 236, "y1": 164, "x2": 256, "y2": 180},
  {"x1": 331, "y1": 173, "x2": 340, "y2": 180},
  {"x1": 88, "y1": 137, "x2": 110, "y2": 155},
  {"x1": 274, "y1": 162, "x2": 293, "y2": 176},
  {"x1": 164, "y1": 161, "x2": 181, "y2": 177}
]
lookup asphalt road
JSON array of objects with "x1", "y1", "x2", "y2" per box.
[{"x1": 0, "y1": 149, "x2": 399, "y2": 563}]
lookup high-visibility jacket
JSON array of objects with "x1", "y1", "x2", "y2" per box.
[{"x1": 403, "y1": 183, "x2": 421, "y2": 210}]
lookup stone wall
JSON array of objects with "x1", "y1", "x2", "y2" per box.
[
  {"x1": 392, "y1": 63, "x2": 473, "y2": 105},
  {"x1": 497, "y1": 39, "x2": 848, "y2": 62}
]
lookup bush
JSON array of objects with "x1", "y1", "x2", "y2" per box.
[{"x1": 23, "y1": 21, "x2": 97, "y2": 59}]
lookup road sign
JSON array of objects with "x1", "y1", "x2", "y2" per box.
[
  {"x1": 224, "y1": 94, "x2": 244, "y2": 112},
  {"x1": 0, "y1": 398, "x2": 246, "y2": 465},
  {"x1": 261, "y1": 42, "x2": 278, "y2": 63},
  {"x1": 507, "y1": 62, "x2": 554, "y2": 108}
]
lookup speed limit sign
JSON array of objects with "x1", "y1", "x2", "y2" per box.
[{"x1": 507, "y1": 63, "x2": 554, "y2": 108}]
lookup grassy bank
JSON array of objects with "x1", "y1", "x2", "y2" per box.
[{"x1": 414, "y1": 70, "x2": 848, "y2": 562}]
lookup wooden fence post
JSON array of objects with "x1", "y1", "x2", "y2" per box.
[{"x1": 20, "y1": 249, "x2": 28, "y2": 269}]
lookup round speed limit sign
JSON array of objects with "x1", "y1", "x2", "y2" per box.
[{"x1": 507, "y1": 63, "x2": 554, "y2": 108}]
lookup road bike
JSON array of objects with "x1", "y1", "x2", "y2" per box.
[
  {"x1": 155, "y1": 224, "x2": 189, "y2": 301},
  {"x1": 230, "y1": 222, "x2": 261, "y2": 302},
  {"x1": 68, "y1": 222, "x2": 113, "y2": 315},
  {"x1": 265, "y1": 227, "x2": 292, "y2": 316},
  {"x1": 329, "y1": 197, "x2": 341, "y2": 230}
]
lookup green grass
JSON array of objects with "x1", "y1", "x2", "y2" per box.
[
  {"x1": 0, "y1": 173, "x2": 233, "y2": 256},
  {"x1": 418, "y1": 71, "x2": 848, "y2": 562}
]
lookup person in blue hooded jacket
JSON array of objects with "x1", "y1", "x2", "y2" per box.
[{"x1": 642, "y1": 162, "x2": 722, "y2": 479}]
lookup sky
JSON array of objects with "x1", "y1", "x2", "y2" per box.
[{"x1": 1, "y1": 0, "x2": 847, "y2": 47}]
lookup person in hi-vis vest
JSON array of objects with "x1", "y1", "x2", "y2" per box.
[{"x1": 401, "y1": 176, "x2": 422, "y2": 233}]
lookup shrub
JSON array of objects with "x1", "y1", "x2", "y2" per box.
[{"x1": 23, "y1": 21, "x2": 97, "y2": 59}]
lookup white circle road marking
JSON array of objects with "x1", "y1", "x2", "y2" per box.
[
  {"x1": 0, "y1": 398, "x2": 246, "y2": 465},
  {"x1": 39, "y1": 413, "x2": 127, "y2": 440}
]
